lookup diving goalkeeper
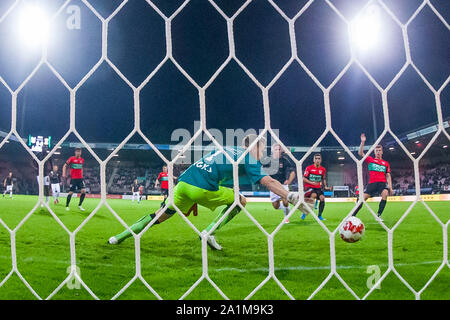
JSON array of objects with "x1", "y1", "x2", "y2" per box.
[{"x1": 108, "y1": 135, "x2": 310, "y2": 250}]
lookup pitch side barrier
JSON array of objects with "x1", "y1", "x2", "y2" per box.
[{"x1": 246, "y1": 194, "x2": 450, "y2": 203}]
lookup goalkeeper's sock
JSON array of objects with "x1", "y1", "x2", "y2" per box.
[
  {"x1": 318, "y1": 201, "x2": 325, "y2": 217},
  {"x1": 205, "y1": 206, "x2": 241, "y2": 235},
  {"x1": 352, "y1": 203, "x2": 363, "y2": 216},
  {"x1": 315, "y1": 199, "x2": 319, "y2": 210},
  {"x1": 378, "y1": 200, "x2": 387, "y2": 216},
  {"x1": 283, "y1": 206, "x2": 289, "y2": 217},
  {"x1": 115, "y1": 213, "x2": 160, "y2": 243},
  {"x1": 66, "y1": 194, "x2": 72, "y2": 207},
  {"x1": 79, "y1": 193, "x2": 86, "y2": 206}
]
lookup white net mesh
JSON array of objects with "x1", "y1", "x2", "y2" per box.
[{"x1": 0, "y1": 0, "x2": 448, "y2": 300}]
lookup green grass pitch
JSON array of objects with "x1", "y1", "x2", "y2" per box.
[{"x1": 0, "y1": 195, "x2": 448, "y2": 300}]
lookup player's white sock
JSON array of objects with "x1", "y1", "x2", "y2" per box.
[{"x1": 9, "y1": 192, "x2": 12, "y2": 198}]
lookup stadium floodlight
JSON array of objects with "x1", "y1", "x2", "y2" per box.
[
  {"x1": 18, "y1": 5, "x2": 49, "y2": 47},
  {"x1": 350, "y1": 4, "x2": 381, "y2": 51}
]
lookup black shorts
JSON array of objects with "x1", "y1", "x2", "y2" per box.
[
  {"x1": 44, "y1": 185, "x2": 50, "y2": 196},
  {"x1": 161, "y1": 188, "x2": 168, "y2": 197},
  {"x1": 365, "y1": 182, "x2": 388, "y2": 197},
  {"x1": 70, "y1": 179, "x2": 85, "y2": 192},
  {"x1": 305, "y1": 188, "x2": 323, "y2": 198}
]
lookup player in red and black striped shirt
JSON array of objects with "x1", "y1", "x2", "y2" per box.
[
  {"x1": 155, "y1": 165, "x2": 171, "y2": 208},
  {"x1": 302, "y1": 154, "x2": 331, "y2": 221},
  {"x1": 62, "y1": 148, "x2": 87, "y2": 211},
  {"x1": 352, "y1": 133, "x2": 393, "y2": 221}
]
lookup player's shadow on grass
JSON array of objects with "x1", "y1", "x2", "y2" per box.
[
  {"x1": 34, "y1": 208, "x2": 53, "y2": 217},
  {"x1": 75, "y1": 210, "x2": 110, "y2": 220},
  {"x1": 287, "y1": 220, "x2": 315, "y2": 227}
]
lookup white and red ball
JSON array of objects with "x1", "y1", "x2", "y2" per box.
[{"x1": 339, "y1": 217, "x2": 365, "y2": 243}]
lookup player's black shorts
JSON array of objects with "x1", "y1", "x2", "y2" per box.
[
  {"x1": 364, "y1": 182, "x2": 388, "y2": 197},
  {"x1": 44, "y1": 185, "x2": 50, "y2": 196},
  {"x1": 305, "y1": 188, "x2": 323, "y2": 198},
  {"x1": 161, "y1": 188, "x2": 168, "y2": 197},
  {"x1": 70, "y1": 179, "x2": 85, "y2": 192}
]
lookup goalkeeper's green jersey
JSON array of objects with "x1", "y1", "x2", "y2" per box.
[{"x1": 178, "y1": 146, "x2": 267, "y2": 191}]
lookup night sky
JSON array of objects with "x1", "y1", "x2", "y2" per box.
[{"x1": 0, "y1": 0, "x2": 448, "y2": 152}]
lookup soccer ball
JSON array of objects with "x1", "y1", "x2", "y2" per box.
[{"x1": 339, "y1": 216, "x2": 365, "y2": 243}]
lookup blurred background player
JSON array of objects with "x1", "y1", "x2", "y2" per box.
[
  {"x1": 155, "y1": 165, "x2": 169, "y2": 207},
  {"x1": 132, "y1": 179, "x2": 142, "y2": 203},
  {"x1": 32, "y1": 147, "x2": 53, "y2": 207},
  {"x1": 43, "y1": 175, "x2": 51, "y2": 206},
  {"x1": 354, "y1": 184, "x2": 359, "y2": 202},
  {"x1": 139, "y1": 185, "x2": 144, "y2": 201},
  {"x1": 352, "y1": 133, "x2": 393, "y2": 222},
  {"x1": 35, "y1": 174, "x2": 51, "y2": 207},
  {"x1": 62, "y1": 148, "x2": 86, "y2": 211},
  {"x1": 302, "y1": 153, "x2": 331, "y2": 221},
  {"x1": 3, "y1": 171, "x2": 13, "y2": 199},
  {"x1": 264, "y1": 143, "x2": 296, "y2": 223},
  {"x1": 34, "y1": 163, "x2": 52, "y2": 207},
  {"x1": 109, "y1": 135, "x2": 312, "y2": 250},
  {"x1": 49, "y1": 165, "x2": 61, "y2": 204}
]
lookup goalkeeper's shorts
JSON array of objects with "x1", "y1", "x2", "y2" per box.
[
  {"x1": 167, "y1": 181, "x2": 235, "y2": 215},
  {"x1": 270, "y1": 184, "x2": 289, "y2": 202}
]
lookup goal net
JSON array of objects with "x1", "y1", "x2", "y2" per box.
[{"x1": 0, "y1": 0, "x2": 448, "y2": 300}]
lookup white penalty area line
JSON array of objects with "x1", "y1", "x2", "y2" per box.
[
  {"x1": 211, "y1": 260, "x2": 443, "y2": 273},
  {"x1": 0, "y1": 256, "x2": 442, "y2": 274}
]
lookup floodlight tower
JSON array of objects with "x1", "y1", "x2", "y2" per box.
[
  {"x1": 16, "y1": 5, "x2": 50, "y2": 134},
  {"x1": 350, "y1": 4, "x2": 382, "y2": 143},
  {"x1": 18, "y1": 5, "x2": 49, "y2": 47}
]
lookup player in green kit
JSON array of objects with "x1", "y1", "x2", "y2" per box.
[{"x1": 108, "y1": 135, "x2": 310, "y2": 250}]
